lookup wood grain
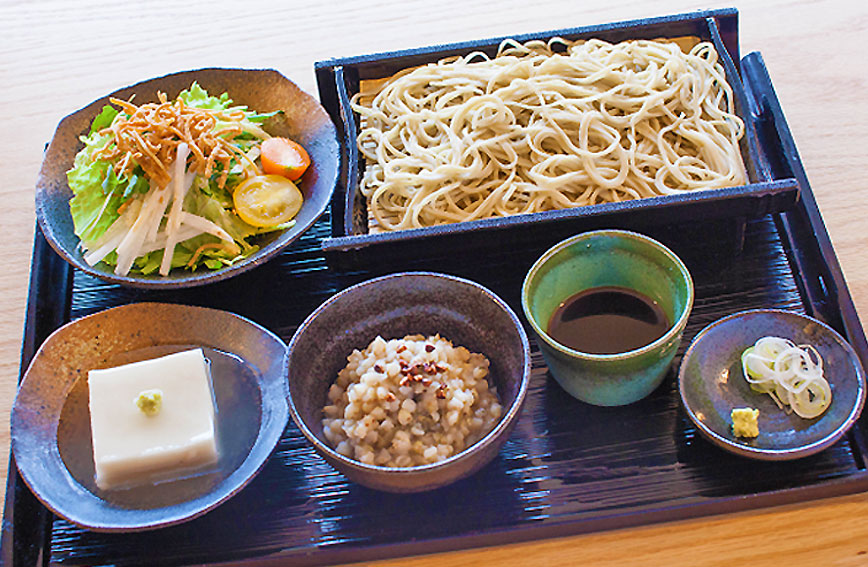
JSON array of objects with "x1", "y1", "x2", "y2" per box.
[{"x1": 1, "y1": 1, "x2": 867, "y2": 565}]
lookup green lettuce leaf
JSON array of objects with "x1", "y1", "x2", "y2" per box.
[
  {"x1": 244, "y1": 110, "x2": 281, "y2": 123},
  {"x1": 178, "y1": 81, "x2": 279, "y2": 122},
  {"x1": 67, "y1": 131, "x2": 150, "y2": 245},
  {"x1": 90, "y1": 105, "x2": 118, "y2": 134},
  {"x1": 67, "y1": 134, "x2": 122, "y2": 243},
  {"x1": 178, "y1": 82, "x2": 232, "y2": 111}
]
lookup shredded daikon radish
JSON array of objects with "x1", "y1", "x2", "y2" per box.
[
  {"x1": 95, "y1": 146, "x2": 236, "y2": 276},
  {"x1": 179, "y1": 212, "x2": 236, "y2": 245},
  {"x1": 83, "y1": 199, "x2": 143, "y2": 266},
  {"x1": 160, "y1": 143, "x2": 192, "y2": 275},
  {"x1": 139, "y1": 225, "x2": 203, "y2": 256},
  {"x1": 114, "y1": 180, "x2": 172, "y2": 275},
  {"x1": 741, "y1": 336, "x2": 831, "y2": 419}
]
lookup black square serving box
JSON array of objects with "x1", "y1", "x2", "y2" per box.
[
  {"x1": 315, "y1": 7, "x2": 799, "y2": 260},
  {"x1": 5, "y1": 7, "x2": 868, "y2": 567}
]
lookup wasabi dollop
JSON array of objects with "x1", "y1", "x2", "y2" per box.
[{"x1": 135, "y1": 389, "x2": 163, "y2": 416}]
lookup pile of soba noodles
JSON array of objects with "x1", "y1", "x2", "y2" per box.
[{"x1": 351, "y1": 37, "x2": 747, "y2": 232}]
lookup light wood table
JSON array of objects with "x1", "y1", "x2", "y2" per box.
[{"x1": 2, "y1": 1, "x2": 867, "y2": 565}]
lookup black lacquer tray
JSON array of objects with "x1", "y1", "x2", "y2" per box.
[{"x1": 4, "y1": 20, "x2": 868, "y2": 567}]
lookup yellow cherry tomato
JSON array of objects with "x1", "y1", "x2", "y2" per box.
[{"x1": 233, "y1": 174, "x2": 303, "y2": 228}]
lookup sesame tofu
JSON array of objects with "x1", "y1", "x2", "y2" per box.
[{"x1": 87, "y1": 348, "x2": 218, "y2": 489}]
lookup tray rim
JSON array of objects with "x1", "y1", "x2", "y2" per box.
[
  {"x1": 314, "y1": 7, "x2": 740, "y2": 69},
  {"x1": 322, "y1": 179, "x2": 799, "y2": 252},
  {"x1": 5, "y1": 32, "x2": 868, "y2": 567}
]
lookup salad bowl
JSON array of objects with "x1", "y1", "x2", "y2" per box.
[{"x1": 35, "y1": 67, "x2": 339, "y2": 289}]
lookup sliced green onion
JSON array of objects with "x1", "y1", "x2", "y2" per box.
[{"x1": 740, "y1": 336, "x2": 831, "y2": 419}]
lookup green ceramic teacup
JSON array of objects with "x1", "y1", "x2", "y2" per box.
[{"x1": 522, "y1": 230, "x2": 694, "y2": 406}]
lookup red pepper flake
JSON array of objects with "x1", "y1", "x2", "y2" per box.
[
  {"x1": 400, "y1": 361, "x2": 418, "y2": 376},
  {"x1": 399, "y1": 376, "x2": 410, "y2": 387},
  {"x1": 436, "y1": 384, "x2": 448, "y2": 399},
  {"x1": 425, "y1": 344, "x2": 435, "y2": 353},
  {"x1": 434, "y1": 363, "x2": 447, "y2": 373},
  {"x1": 397, "y1": 345, "x2": 407, "y2": 353},
  {"x1": 374, "y1": 364, "x2": 384, "y2": 373}
]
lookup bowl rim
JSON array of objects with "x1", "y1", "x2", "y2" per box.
[
  {"x1": 285, "y1": 271, "x2": 531, "y2": 476},
  {"x1": 521, "y1": 228, "x2": 695, "y2": 361},
  {"x1": 677, "y1": 308, "x2": 868, "y2": 460},
  {"x1": 35, "y1": 66, "x2": 339, "y2": 290}
]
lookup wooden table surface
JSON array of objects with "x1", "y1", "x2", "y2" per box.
[{"x1": 2, "y1": 1, "x2": 867, "y2": 565}]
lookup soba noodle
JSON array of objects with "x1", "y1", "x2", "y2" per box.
[{"x1": 351, "y1": 37, "x2": 747, "y2": 232}]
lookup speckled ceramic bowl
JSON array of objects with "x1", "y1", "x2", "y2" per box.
[
  {"x1": 679, "y1": 309, "x2": 867, "y2": 460},
  {"x1": 10, "y1": 303, "x2": 289, "y2": 531},
  {"x1": 522, "y1": 230, "x2": 694, "y2": 406},
  {"x1": 35, "y1": 67, "x2": 339, "y2": 289},
  {"x1": 286, "y1": 272, "x2": 531, "y2": 492}
]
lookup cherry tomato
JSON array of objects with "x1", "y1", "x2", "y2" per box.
[
  {"x1": 260, "y1": 137, "x2": 311, "y2": 181},
  {"x1": 233, "y1": 174, "x2": 303, "y2": 227}
]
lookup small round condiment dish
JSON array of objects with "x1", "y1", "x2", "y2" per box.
[
  {"x1": 679, "y1": 309, "x2": 866, "y2": 460},
  {"x1": 10, "y1": 303, "x2": 289, "y2": 531},
  {"x1": 286, "y1": 272, "x2": 531, "y2": 493},
  {"x1": 35, "y1": 67, "x2": 339, "y2": 289},
  {"x1": 522, "y1": 229, "x2": 694, "y2": 406}
]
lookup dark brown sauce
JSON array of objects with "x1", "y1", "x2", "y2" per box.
[{"x1": 546, "y1": 286, "x2": 670, "y2": 354}]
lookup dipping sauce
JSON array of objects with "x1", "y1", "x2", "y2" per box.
[{"x1": 547, "y1": 286, "x2": 670, "y2": 354}]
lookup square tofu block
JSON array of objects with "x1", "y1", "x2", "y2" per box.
[{"x1": 87, "y1": 348, "x2": 219, "y2": 490}]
